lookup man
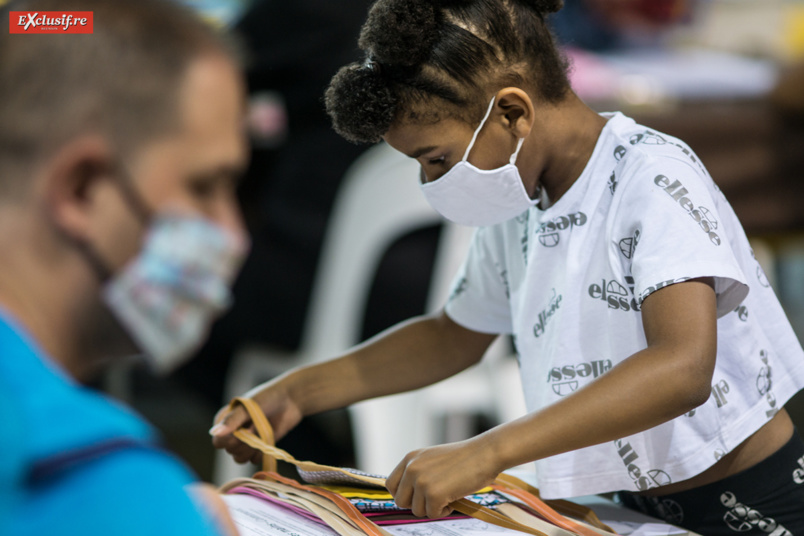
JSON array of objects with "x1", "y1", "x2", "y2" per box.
[{"x1": 0, "y1": 0, "x2": 248, "y2": 533}]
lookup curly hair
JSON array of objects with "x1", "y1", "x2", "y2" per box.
[{"x1": 325, "y1": 0, "x2": 569, "y2": 144}]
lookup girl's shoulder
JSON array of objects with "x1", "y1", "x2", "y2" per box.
[{"x1": 604, "y1": 112, "x2": 711, "y2": 182}]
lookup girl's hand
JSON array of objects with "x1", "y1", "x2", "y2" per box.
[
  {"x1": 209, "y1": 379, "x2": 303, "y2": 465},
  {"x1": 386, "y1": 435, "x2": 502, "y2": 519}
]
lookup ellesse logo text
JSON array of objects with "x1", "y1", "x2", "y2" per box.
[
  {"x1": 618, "y1": 230, "x2": 640, "y2": 259},
  {"x1": 547, "y1": 359, "x2": 612, "y2": 396},
  {"x1": 536, "y1": 212, "x2": 586, "y2": 248},
  {"x1": 588, "y1": 277, "x2": 639, "y2": 312},
  {"x1": 654, "y1": 175, "x2": 720, "y2": 246},
  {"x1": 448, "y1": 277, "x2": 468, "y2": 302},
  {"x1": 686, "y1": 379, "x2": 731, "y2": 417},
  {"x1": 793, "y1": 456, "x2": 804, "y2": 485},
  {"x1": 615, "y1": 439, "x2": 672, "y2": 491},
  {"x1": 533, "y1": 289, "x2": 562, "y2": 338},
  {"x1": 720, "y1": 492, "x2": 791, "y2": 536},
  {"x1": 638, "y1": 277, "x2": 690, "y2": 304},
  {"x1": 631, "y1": 130, "x2": 706, "y2": 174}
]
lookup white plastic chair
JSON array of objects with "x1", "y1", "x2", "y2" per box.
[
  {"x1": 214, "y1": 142, "x2": 525, "y2": 483},
  {"x1": 348, "y1": 220, "x2": 523, "y2": 474}
]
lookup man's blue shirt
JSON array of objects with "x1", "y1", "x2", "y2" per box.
[{"x1": 0, "y1": 311, "x2": 223, "y2": 535}]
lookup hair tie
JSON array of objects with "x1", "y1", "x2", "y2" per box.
[{"x1": 363, "y1": 56, "x2": 381, "y2": 74}]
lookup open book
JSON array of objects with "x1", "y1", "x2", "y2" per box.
[
  {"x1": 219, "y1": 397, "x2": 698, "y2": 536},
  {"x1": 223, "y1": 493, "x2": 693, "y2": 536}
]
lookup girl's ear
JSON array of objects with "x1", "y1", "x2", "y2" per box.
[{"x1": 495, "y1": 88, "x2": 535, "y2": 139}]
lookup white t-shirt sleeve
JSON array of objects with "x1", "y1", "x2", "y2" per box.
[
  {"x1": 444, "y1": 227, "x2": 513, "y2": 334},
  {"x1": 613, "y1": 155, "x2": 748, "y2": 317}
]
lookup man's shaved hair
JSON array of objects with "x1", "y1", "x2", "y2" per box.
[{"x1": 0, "y1": 0, "x2": 241, "y2": 197}]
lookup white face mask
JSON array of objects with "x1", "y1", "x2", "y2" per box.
[
  {"x1": 103, "y1": 212, "x2": 248, "y2": 375},
  {"x1": 419, "y1": 97, "x2": 539, "y2": 227}
]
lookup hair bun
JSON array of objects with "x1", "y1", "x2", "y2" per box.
[
  {"x1": 358, "y1": 0, "x2": 440, "y2": 67},
  {"x1": 517, "y1": 0, "x2": 563, "y2": 14},
  {"x1": 325, "y1": 63, "x2": 397, "y2": 144}
]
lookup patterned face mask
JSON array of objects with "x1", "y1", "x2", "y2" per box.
[{"x1": 103, "y1": 212, "x2": 249, "y2": 374}]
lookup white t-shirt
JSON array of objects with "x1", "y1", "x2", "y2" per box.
[{"x1": 445, "y1": 112, "x2": 804, "y2": 499}]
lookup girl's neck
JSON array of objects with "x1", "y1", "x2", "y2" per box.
[{"x1": 523, "y1": 92, "x2": 607, "y2": 205}]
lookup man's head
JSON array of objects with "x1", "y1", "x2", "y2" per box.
[
  {"x1": 0, "y1": 0, "x2": 245, "y2": 195},
  {"x1": 0, "y1": 0, "x2": 249, "y2": 378}
]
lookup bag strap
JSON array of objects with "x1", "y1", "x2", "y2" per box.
[
  {"x1": 227, "y1": 397, "x2": 602, "y2": 536},
  {"x1": 256, "y1": 471, "x2": 392, "y2": 536},
  {"x1": 491, "y1": 484, "x2": 605, "y2": 536},
  {"x1": 451, "y1": 497, "x2": 555, "y2": 536},
  {"x1": 232, "y1": 396, "x2": 277, "y2": 473},
  {"x1": 495, "y1": 503, "x2": 581, "y2": 536},
  {"x1": 495, "y1": 474, "x2": 615, "y2": 533},
  {"x1": 230, "y1": 397, "x2": 385, "y2": 487}
]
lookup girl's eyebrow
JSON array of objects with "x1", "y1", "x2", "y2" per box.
[{"x1": 409, "y1": 145, "x2": 438, "y2": 158}]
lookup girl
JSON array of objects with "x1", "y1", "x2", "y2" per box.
[{"x1": 212, "y1": 1, "x2": 804, "y2": 533}]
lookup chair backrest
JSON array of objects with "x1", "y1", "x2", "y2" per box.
[
  {"x1": 300, "y1": 142, "x2": 445, "y2": 360},
  {"x1": 217, "y1": 142, "x2": 523, "y2": 480},
  {"x1": 425, "y1": 223, "x2": 476, "y2": 313}
]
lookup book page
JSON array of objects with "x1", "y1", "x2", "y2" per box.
[
  {"x1": 224, "y1": 494, "x2": 340, "y2": 536},
  {"x1": 384, "y1": 518, "x2": 520, "y2": 536}
]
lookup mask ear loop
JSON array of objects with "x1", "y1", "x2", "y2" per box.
[
  {"x1": 72, "y1": 165, "x2": 153, "y2": 283},
  {"x1": 114, "y1": 166, "x2": 154, "y2": 226},
  {"x1": 462, "y1": 97, "x2": 497, "y2": 162},
  {"x1": 510, "y1": 137, "x2": 526, "y2": 165},
  {"x1": 61, "y1": 232, "x2": 114, "y2": 282},
  {"x1": 508, "y1": 136, "x2": 538, "y2": 205}
]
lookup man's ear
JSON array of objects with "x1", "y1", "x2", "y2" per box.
[
  {"x1": 494, "y1": 88, "x2": 536, "y2": 139},
  {"x1": 40, "y1": 135, "x2": 116, "y2": 242}
]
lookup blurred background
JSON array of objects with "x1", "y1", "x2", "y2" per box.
[{"x1": 27, "y1": 0, "x2": 802, "y2": 487}]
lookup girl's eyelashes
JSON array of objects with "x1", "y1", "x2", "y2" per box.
[{"x1": 428, "y1": 156, "x2": 447, "y2": 165}]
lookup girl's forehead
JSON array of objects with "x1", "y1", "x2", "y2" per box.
[{"x1": 383, "y1": 117, "x2": 472, "y2": 156}]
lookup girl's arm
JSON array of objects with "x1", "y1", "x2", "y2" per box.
[
  {"x1": 211, "y1": 311, "x2": 498, "y2": 463},
  {"x1": 387, "y1": 277, "x2": 717, "y2": 518}
]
